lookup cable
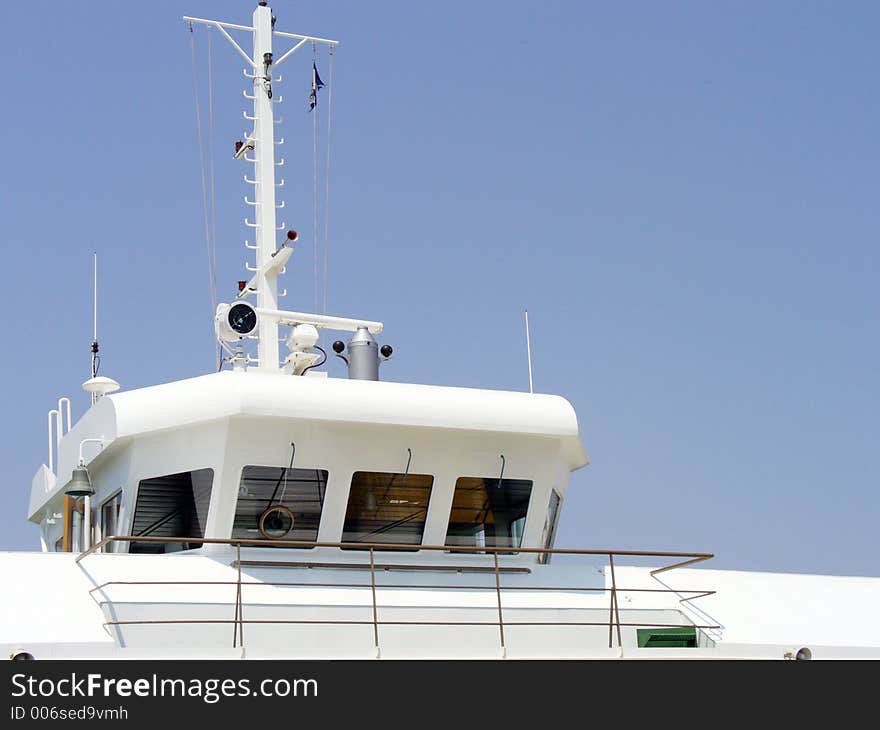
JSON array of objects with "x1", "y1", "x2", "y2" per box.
[
  {"x1": 312, "y1": 42, "x2": 320, "y2": 318},
  {"x1": 206, "y1": 28, "x2": 220, "y2": 370},
  {"x1": 278, "y1": 442, "x2": 297, "y2": 504},
  {"x1": 188, "y1": 24, "x2": 216, "y2": 368},
  {"x1": 322, "y1": 47, "x2": 334, "y2": 315},
  {"x1": 300, "y1": 345, "x2": 327, "y2": 375}
]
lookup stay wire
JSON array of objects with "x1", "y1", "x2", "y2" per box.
[
  {"x1": 312, "y1": 42, "x2": 320, "y2": 318},
  {"x1": 322, "y1": 47, "x2": 334, "y2": 315},
  {"x1": 188, "y1": 24, "x2": 217, "y2": 369},
  {"x1": 206, "y1": 28, "x2": 220, "y2": 369}
]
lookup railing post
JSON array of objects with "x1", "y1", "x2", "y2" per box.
[
  {"x1": 493, "y1": 550, "x2": 506, "y2": 656},
  {"x1": 609, "y1": 553, "x2": 622, "y2": 649},
  {"x1": 235, "y1": 542, "x2": 244, "y2": 649},
  {"x1": 607, "y1": 554, "x2": 614, "y2": 648},
  {"x1": 369, "y1": 547, "x2": 380, "y2": 655}
]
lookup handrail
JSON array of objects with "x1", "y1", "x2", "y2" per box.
[
  {"x1": 78, "y1": 535, "x2": 714, "y2": 563},
  {"x1": 89, "y1": 580, "x2": 715, "y2": 598},
  {"x1": 78, "y1": 535, "x2": 717, "y2": 654}
]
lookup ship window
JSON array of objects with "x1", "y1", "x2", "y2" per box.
[
  {"x1": 637, "y1": 627, "x2": 698, "y2": 648},
  {"x1": 130, "y1": 469, "x2": 213, "y2": 554},
  {"x1": 101, "y1": 490, "x2": 123, "y2": 553},
  {"x1": 342, "y1": 471, "x2": 434, "y2": 547},
  {"x1": 232, "y1": 466, "x2": 329, "y2": 546},
  {"x1": 538, "y1": 490, "x2": 562, "y2": 564},
  {"x1": 445, "y1": 477, "x2": 533, "y2": 549}
]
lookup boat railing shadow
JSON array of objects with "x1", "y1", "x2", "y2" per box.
[{"x1": 76, "y1": 535, "x2": 719, "y2": 655}]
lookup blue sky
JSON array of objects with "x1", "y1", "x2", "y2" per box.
[{"x1": 1, "y1": 1, "x2": 877, "y2": 575}]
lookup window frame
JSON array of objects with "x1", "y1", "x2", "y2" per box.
[
  {"x1": 444, "y1": 475, "x2": 535, "y2": 552},
  {"x1": 100, "y1": 489, "x2": 124, "y2": 553},
  {"x1": 341, "y1": 470, "x2": 435, "y2": 550},
  {"x1": 231, "y1": 463, "x2": 331, "y2": 548},
  {"x1": 129, "y1": 467, "x2": 215, "y2": 553},
  {"x1": 538, "y1": 489, "x2": 562, "y2": 564}
]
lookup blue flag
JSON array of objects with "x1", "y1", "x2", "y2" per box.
[{"x1": 309, "y1": 62, "x2": 325, "y2": 111}]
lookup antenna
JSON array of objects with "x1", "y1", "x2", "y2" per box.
[
  {"x1": 92, "y1": 253, "x2": 99, "y2": 377},
  {"x1": 90, "y1": 253, "x2": 100, "y2": 404},
  {"x1": 524, "y1": 309, "x2": 534, "y2": 394},
  {"x1": 81, "y1": 252, "x2": 121, "y2": 403}
]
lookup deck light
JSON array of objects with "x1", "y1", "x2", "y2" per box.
[{"x1": 64, "y1": 464, "x2": 94, "y2": 498}]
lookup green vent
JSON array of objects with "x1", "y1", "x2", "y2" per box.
[{"x1": 637, "y1": 627, "x2": 697, "y2": 648}]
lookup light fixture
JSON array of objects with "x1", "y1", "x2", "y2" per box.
[{"x1": 64, "y1": 464, "x2": 94, "y2": 498}]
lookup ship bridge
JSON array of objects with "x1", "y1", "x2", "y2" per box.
[{"x1": 31, "y1": 371, "x2": 587, "y2": 556}]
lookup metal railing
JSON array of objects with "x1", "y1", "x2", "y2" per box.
[{"x1": 78, "y1": 536, "x2": 718, "y2": 652}]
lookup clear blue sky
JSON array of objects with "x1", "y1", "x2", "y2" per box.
[{"x1": 1, "y1": 1, "x2": 877, "y2": 575}]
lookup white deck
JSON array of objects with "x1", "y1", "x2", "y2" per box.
[{"x1": 2, "y1": 548, "x2": 879, "y2": 660}]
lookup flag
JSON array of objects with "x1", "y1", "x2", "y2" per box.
[{"x1": 309, "y1": 62, "x2": 325, "y2": 111}]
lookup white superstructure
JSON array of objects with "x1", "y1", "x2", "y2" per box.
[{"x1": 4, "y1": 1, "x2": 880, "y2": 661}]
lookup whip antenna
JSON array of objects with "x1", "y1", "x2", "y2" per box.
[
  {"x1": 91, "y1": 252, "x2": 99, "y2": 380},
  {"x1": 525, "y1": 309, "x2": 534, "y2": 394},
  {"x1": 82, "y1": 252, "x2": 120, "y2": 403}
]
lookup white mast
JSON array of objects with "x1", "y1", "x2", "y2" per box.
[
  {"x1": 184, "y1": 2, "x2": 339, "y2": 371},
  {"x1": 251, "y1": 2, "x2": 279, "y2": 370}
]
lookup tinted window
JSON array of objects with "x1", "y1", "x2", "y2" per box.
[
  {"x1": 130, "y1": 469, "x2": 213, "y2": 553},
  {"x1": 101, "y1": 491, "x2": 123, "y2": 553},
  {"x1": 538, "y1": 490, "x2": 562, "y2": 564},
  {"x1": 232, "y1": 466, "x2": 328, "y2": 546},
  {"x1": 342, "y1": 471, "x2": 434, "y2": 547},
  {"x1": 445, "y1": 477, "x2": 533, "y2": 549}
]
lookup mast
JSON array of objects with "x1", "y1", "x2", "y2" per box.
[
  {"x1": 186, "y1": 4, "x2": 390, "y2": 379},
  {"x1": 184, "y1": 3, "x2": 339, "y2": 372},
  {"x1": 251, "y1": 2, "x2": 280, "y2": 370}
]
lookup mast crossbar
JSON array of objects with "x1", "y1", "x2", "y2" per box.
[
  {"x1": 272, "y1": 38, "x2": 310, "y2": 69},
  {"x1": 273, "y1": 30, "x2": 339, "y2": 46},
  {"x1": 184, "y1": 17, "x2": 256, "y2": 68},
  {"x1": 182, "y1": 17, "x2": 254, "y2": 33}
]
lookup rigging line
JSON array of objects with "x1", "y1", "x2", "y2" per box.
[
  {"x1": 265, "y1": 442, "x2": 296, "y2": 510},
  {"x1": 188, "y1": 24, "x2": 215, "y2": 360},
  {"x1": 278, "y1": 442, "x2": 297, "y2": 505},
  {"x1": 206, "y1": 27, "x2": 220, "y2": 370},
  {"x1": 322, "y1": 46, "x2": 334, "y2": 315},
  {"x1": 312, "y1": 42, "x2": 320, "y2": 318}
]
